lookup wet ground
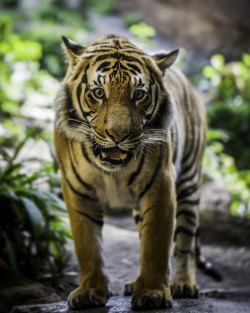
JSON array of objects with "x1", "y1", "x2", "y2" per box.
[{"x1": 10, "y1": 216, "x2": 250, "y2": 313}]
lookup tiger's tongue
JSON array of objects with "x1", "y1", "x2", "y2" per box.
[
  {"x1": 108, "y1": 147, "x2": 122, "y2": 159},
  {"x1": 102, "y1": 147, "x2": 127, "y2": 160}
]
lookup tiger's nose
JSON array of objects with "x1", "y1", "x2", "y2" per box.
[{"x1": 106, "y1": 129, "x2": 130, "y2": 143}]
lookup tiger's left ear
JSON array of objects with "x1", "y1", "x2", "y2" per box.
[
  {"x1": 153, "y1": 49, "x2": 179, "y2": 74},
  {"x1": 62, "y1": 36, "x2": 85, "y2": 63}
]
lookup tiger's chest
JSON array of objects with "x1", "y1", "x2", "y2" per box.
[{"x1": 96, "y1": 174, "x2": 138, "y2": 210}]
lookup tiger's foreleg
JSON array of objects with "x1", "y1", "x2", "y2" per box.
[
  {"x1": 61, "y1": 179, "x2": 112, "y2": 309},
  {"x1": 171, "y1": 174, "x2": 202, "y2": 298},
  {"x1": 131, "y1": 169, "x2": 176, "y2": 309}
]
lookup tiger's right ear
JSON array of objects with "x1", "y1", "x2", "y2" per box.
[{"x1": 62, "y1": 36, "x2": 85, "y2": 63}]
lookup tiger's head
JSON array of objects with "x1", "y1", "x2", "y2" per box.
[{"x1": 55, "y1": 35, "x2": 178, "y2": 170}]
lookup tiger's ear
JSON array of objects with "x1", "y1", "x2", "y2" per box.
[
  {"x1": 62, "y1": 36, "x2": 85, "y2": 63},
  {"x1": 153, "y1": 49, "x2": 179, "y2": 74}
]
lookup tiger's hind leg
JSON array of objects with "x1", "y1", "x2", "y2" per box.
[
  {"x1": 171, "y1": 171, "x2": 202, "y2": 298},
  {"x1": 123, "y1": 208, "x2": 141, "y2": 296}
]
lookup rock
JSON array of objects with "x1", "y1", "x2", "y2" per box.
[
  {"x1": 11, "y1": 296, "x2": 250, "y2": 313},
  {"x1": 117, "y1": 0, "x2": 250, "y2": 59},
  {"x1": 200, "y1": 175, "x2": 231, "y2": 214},
  {"x1": 0, "y1": 283, "x2": 61, "y2": 313}
]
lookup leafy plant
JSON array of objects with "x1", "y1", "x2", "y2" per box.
[
  {"x1": 0, "y1": 131, "x2": 71, "y2": 279},
  {"x1": 0, "y1": 15, "x2": 59, "y2": 146},
  {"x1": 203, "y1": 129, "x2": 250, "y2": 217},
  {"x1": 86, "y1": 0, "x2": 117, "y2": 15},
  {"x1": 129, "y1": 22, "x2": 157, "y2": 49},
  {"x1": 202, "y1": 54, "x2": 250, "y2": 170}
]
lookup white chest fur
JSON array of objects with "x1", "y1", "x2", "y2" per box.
[{"x1": 96, "y1": 173, "x2": 137, "y2": 209}]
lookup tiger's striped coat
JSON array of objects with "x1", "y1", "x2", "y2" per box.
[{"x1": 54, "y1": 35, "x2": 206, "y2": 309}]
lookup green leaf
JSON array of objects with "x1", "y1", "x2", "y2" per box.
[
  {"x1": 0, "y1": 147, "x2": 10, "y2": 161},
  {"x1": 203, "y1": 65, "x2": 217, "y2": 79},
  {"x1": 0, "y1": 226, "x2": 18, "y2": 273},
  {"x1": 9, "y1": 128, "x2": 38, "y2": 164},
  {"x1": 242, "y1": 53, "x2": 250, "y2": 67},
  {"x1": 211, "y1": 54, "x2": 225, "y2": 71},
  {"x1": 20, "y1": 197, "x2": 45, "y2": 236},
  {"x1": 0, "y1": 163, "x2": 23, "y2": 182}
]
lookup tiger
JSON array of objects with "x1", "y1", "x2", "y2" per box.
[{"x1": 54, "y1": 34, "x2": 206, "y2": 309}]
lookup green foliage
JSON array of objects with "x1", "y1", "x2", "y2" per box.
[
  {"x1": 203, "y1": 54, "x2": 250, "y2": 169},
  {"x1": 203, "y1": 130, "x2": 250, "y2": 217},
  {"x1": 0, "y1": 131, "x2": 71, "y2": 279},
  {"x1": 129, "y1": 22, "x2": 156, "y2": 49},
  {"x1": 122, "y1": 11, "x2": 140, "y2": 28},
  {"x1": 0, "y1": 15, "x2": 59, "y2": 145},
  {"x1": 86, "y1": 0, "x2": 117, "y2": 15}
]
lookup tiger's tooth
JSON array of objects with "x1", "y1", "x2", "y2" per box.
[
  {"x1": 120, "y1": 152, "x2": 127, "y2": 160},
  {"x1": 102, "y1": 151, "x2": 108, "y2": 158}
]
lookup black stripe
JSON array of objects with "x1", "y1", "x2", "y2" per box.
[
  {"x1": 127, "y1": 150, "x2": 146, "y2": 186},
  {"x1": 181, "y1": 120, "x2": 195, "y2": 164},
  {"x1": 90, "y1": 49, "x2": 113, "y2": 53},
  {"x1": 120, "y1": 54, "x2": 143, "y2": 65},
  {"x1": 113, "y1": 38, "x2": 121, "y2": 48},
  {"x1": 177, "y1": 184, "x2": 198, "y2": 201},
  {"x1": 76, "y1": 210, "x2": 103, "y2": 226},
  {"x1": 94, "y1": 128, "x2": 106, "y2": 139},
  {"x1": 134, "y1": 214, "x2": 141, "y2": 225},
  {"x1": 97, "y1": 61, "x2": 111, "y2": 72},
  {"x1": 58, "y1": 156, "x2": 98, "y2": 202},
  {"x1": 81, "y1": 143, "x2": 94, "y2": 165},
  {"x1": 122, "y1": 50, "x2": 145, "y2": 55},
  {"x1": 148, "y1": 84, "x2": 159, "y2": 120},
  {"x1": 186, "y1": 218, "x2": 197, "y2": 226},
  {"x1": 180, "y1": 137, "x2": 200, "y2": 176},
  {"x1": 76, "y1": 82, "x2": 88, "y2": 120},
  {"x1": 139, "y1": 147, "x2": 163, "y2": 199},
  {"x1": 147, "y1": 94, "x2": 171, "y2": 129},
  {"x1": 174, "y1": 226, "x2": 195, "y2": 240},
  {"x1": 64, "y1": 86, "x2": 85, "y2": 127},
  {"x1": 90, "y1": 115, "x2": 98, "y2": 123},
  {"x1": 126, "y1": 63, "x2": 141, "y2": 73},
  {"x1": 178, "y1": 199, "x2": 200, "y2": 206},
  {"x1": 172, "y1": 125, "x2": 178, "y2": 165},
  {"x1": 87, "y1": 94, "x2": 98, "y2": 105},
  {"x1": 176, "y1": 166, "x2": 198, "y2": 189},
  {"x1": 174, "y1": 248, "x2": 194, "y2": 256},
  {"x1": 142, "y1": 206, "x2": 154, "y2": 218},
  {"x1": 176, "y1": 209, "x2": 196, "y2": 219},
  {"x1": 67, "y1": 141, "x2": 94, "y2": 192}
]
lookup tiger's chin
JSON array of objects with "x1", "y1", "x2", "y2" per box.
[{"x1": 93, "y1": 146, "x2": 133, "y2": 170}]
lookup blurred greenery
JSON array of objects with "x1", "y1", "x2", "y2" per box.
[
  {"x1": 203, "y1": 129, "x2": 250, "y2": 217},
  {"x1": 129, "y1": 22, "x2": 157, "y2": 48},
  {"x1": 0, "y1": 129, "x2": 70, "y2": 280},
  {"x1": 201, "y1": 54, "x2": 250, "y2": 217},
  {"x1": 202, "y1": 54, "x2": 250, "y2": 170},
  {"x1": 86, "y1": 0, "x2": 117, "y2": 15}
]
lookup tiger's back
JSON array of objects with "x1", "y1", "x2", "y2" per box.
[{"x1": 54, "y1": 35, "x2": 206, "y2": 309}]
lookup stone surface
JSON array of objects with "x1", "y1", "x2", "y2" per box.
[
  {"x1": 11, "y1": 295, "x2": 250, "y2": 313},
  {"x1": 200, "y1": 175, "x2": 231, "y2": 214},
  {"x1": 117, "y1": 0, "x2": 250, "y2": 59}
]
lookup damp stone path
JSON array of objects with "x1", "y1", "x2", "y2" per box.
[{"x1": 10, "y1": 295, "x2": 250, "y2": 313}]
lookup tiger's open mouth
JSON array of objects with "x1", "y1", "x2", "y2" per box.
[{"x1": 94, "y1": 146, "x2": 132, "y2": 165}]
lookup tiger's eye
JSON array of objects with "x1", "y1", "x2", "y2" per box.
[
  {"x1": 94, "y1": 88, "x2": 105, "y2": 99},
  {"x1": 134, "y1": 89, "x2": 145, "y2": 100}
]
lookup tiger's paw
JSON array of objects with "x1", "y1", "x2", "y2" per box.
[
  {"x1": 171, "y1": 282, "x2": 199, "y2": 298},
  {"x1": 131, "y1": 288, "x2": 173, "y2": 309},
  {"x1": 68, "y1": 287, "x2": 111, "y2": 309},
  {"x1": 124, "y1": 280, "x2": 135, "y2": 295}
]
